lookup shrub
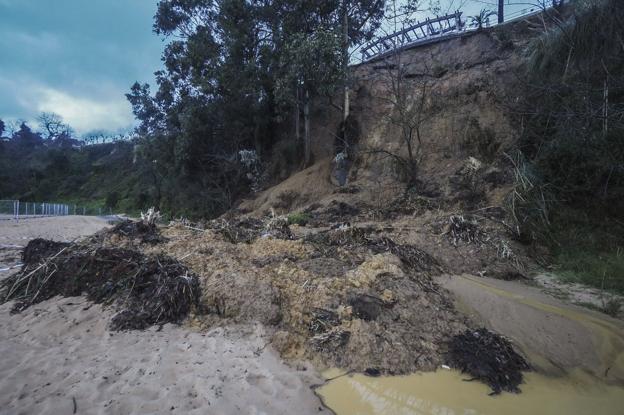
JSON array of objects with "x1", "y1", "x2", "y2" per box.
[
  {"x1": 105, "y1": 191, "x2": 120, "y2": 209},
  {"x1": 494, "y1": 26, "x2": 514, "y2": 50},
  {"x1": 287, "y1": 212, "x2": 310, "y2": 226},
  {"x1": 462, "y1": 118, "x2": 500, "y2": 162}
]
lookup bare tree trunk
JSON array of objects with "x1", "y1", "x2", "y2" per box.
[
  {"x1": 253, "y1": 122, "x2": 261, "y2": 154},
  {"x1": 603, "y1": 78, "x2": 609, "y2": 136},
  {"x1": 295, "y1": 85, "x2": 301, "y2": 142},
  {"x1": 342, "y1": 0, "x2": 350, "y2": 123},
  {"x1": 304, "y1": 89, "x2": 311, "y2": 167}
]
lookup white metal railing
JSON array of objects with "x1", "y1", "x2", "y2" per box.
[{"x1": 357, "y1": 3, "x2": 557, "y2": 63}]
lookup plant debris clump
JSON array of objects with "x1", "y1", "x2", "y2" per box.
[
  {"x1": 305, "y1": 200, "x2": 362, "y2": 226},
  {"x1": 21, "y1": 238, "x2": 70, "y2": 264},
  {"x1": 372, "y1": 237, "x2": 442, "y2": 274},
  {"x1": 2, "y1": 239, "x2": 200, "y2": 330},
  {"x1": 208, "y1": 217, "x2": 264, "y2": 243},
  {"x1": 305, "y1": 226, "x2": 372, "y2": 247},
  {"x1": 110, "y1": 220, "x2": 164, "y2": 244},
  {"x1": 447, "y1": 328, "x2": 530, "y2": 394},
  {"x1": 306, "y1": 228, "x2": 441, "y2": 275},
  {"x1": 381, "y1": 193, "x2": 441, "y2": 218},
  {"x1": 208, "y1": 216, "x2": 294, "y2": 243},
  {"x1": 444, "y1": 215, "x2": 488, "y2": 246}
]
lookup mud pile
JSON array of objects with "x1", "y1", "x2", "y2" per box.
[{"x1": 149, "y1": 221, "x2": 468, "y2": 374}]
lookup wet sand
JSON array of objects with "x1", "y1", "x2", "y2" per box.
[{"x1": 439, "y1": 274, "x2": 624, "y2": 381}]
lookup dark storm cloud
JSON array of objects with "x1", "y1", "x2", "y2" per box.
[{"x1": 0, "y1": 0, "x2": 163, "y2": 134}]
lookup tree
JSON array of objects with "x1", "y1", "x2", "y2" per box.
[
  {"x1": 469, "y1": 8, "x2": 496, "y2": 30},
  {"x1": 277, "y1": 30, "x2": 343, "y2": 166},
  {"x1": 13, "y1": 122, "x2": 43, "y2": 148},
  {"x1": 126, "y1": 82, "x2": 166, "y2": 137},
  {"x1": 0, "y1": 119, "x2": 5, "y2": 137},
  {"x1": 4, "y1": 120, "x2": 21, "y2": 137},
  {"x1": 338, "y1": 0, "x2": 385, "y2": 116},
  {"x1": 105, "y1": 191, "x2": 120, "y2": 209},
  {"x1": 511, "y1": 0, "x2": 624, "y2": 236},
  {"x1": 126, "y1": 0, "x2": 387, "y2": 217},
  {"x1": 359, "y1": 0, "x2": 436, "y2": 191},
  {"x1": 337, "y1": 0, "x2": 385, "y2": 151},
  {"x1": 37, "y1": 112, "x2": 73, "y2": 141}
]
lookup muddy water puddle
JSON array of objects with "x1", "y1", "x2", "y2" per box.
[
  {"x1": 317, "y1": 369, "x2": 624, "y2": 415},
  {"x1": 318, "y1": 275, "x2": 624, "y2": 414}
]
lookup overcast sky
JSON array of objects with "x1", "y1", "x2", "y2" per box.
[
  {"x1": 0, "y1": 0, "x2": 162, "y2": 135},
  {"x1": 0, "y1": 0, "x2": 536, "y2": 136}
]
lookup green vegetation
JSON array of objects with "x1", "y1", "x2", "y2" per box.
[
  {"x1": 548, "y1": 210, "x2": 624, "y2": 294},
  {"x1": 125, "y1": 0, "x2": 385, "y2": 218},
  {"x1": 287, "y1": 212, "x2": 311, "y2": 226},
  {"x1": 510, "y1": 0, "x2": 624, "y2": 291},
  {"x1": 0, "y1": 123, "x2": 144, "y2": 215}
]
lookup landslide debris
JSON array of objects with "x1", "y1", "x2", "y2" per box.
[
  {"x1": 2, "y1": 206, "x2": 532, "y2": 392},
  {"x1": 109, "y1": 219, "x2": 165, "y2": 244},
  {"x1": 1, "y1": 226, "x2": 200, "y2": 331},
  {"x1": 149, "y1": 221, "x2": 468, "y2": 374},
  {"x1": 21, "y1": 238, "x2": 70, "y2": 264}
]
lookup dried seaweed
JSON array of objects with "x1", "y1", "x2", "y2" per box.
[
  {"x1": 2, "y1": 240, "x2": 200, "y2": 330},
  {"x1": 447, "y1": 328, "x2": 530, "y2": 394},
  {"x1": 21, "y1": 238, "x2": 70, "y2": 264}
]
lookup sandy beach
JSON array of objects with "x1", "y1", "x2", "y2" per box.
[
  {"x1": 0, "y1": 216, "x2": 113, "y2": 279},
  {"x1": 0, "y1": 216, "x2": 329, "y2": 415},
  {"x1": 0, "y1": 298, "x2": 327, "y2": 415},
  {"x1": 0, "y1": 216, "x2": 112, "y2": 246}
]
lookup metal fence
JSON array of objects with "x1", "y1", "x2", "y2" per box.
[
  {"x1": 0, "y1": 200, "x2": 111, "y2": 220},
  {"x1": 357, "y1": 3, "x2": 557, "y2": 63}
]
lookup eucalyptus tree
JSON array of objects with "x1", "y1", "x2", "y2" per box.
[
  {"x1": 126, "y1": 0, "x2": 386, "y2": 216},
  {"x1": 276, "y1": 29, "x2": 343, "y2": 166}
]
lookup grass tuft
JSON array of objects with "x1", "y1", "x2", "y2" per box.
[{"x1": 287, "y1": 212, "x2": 311, "y2": 226}]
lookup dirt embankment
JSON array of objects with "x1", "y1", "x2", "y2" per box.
[{"x1": 244, "y1": 21, "x2": 535, "y2": 217}]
